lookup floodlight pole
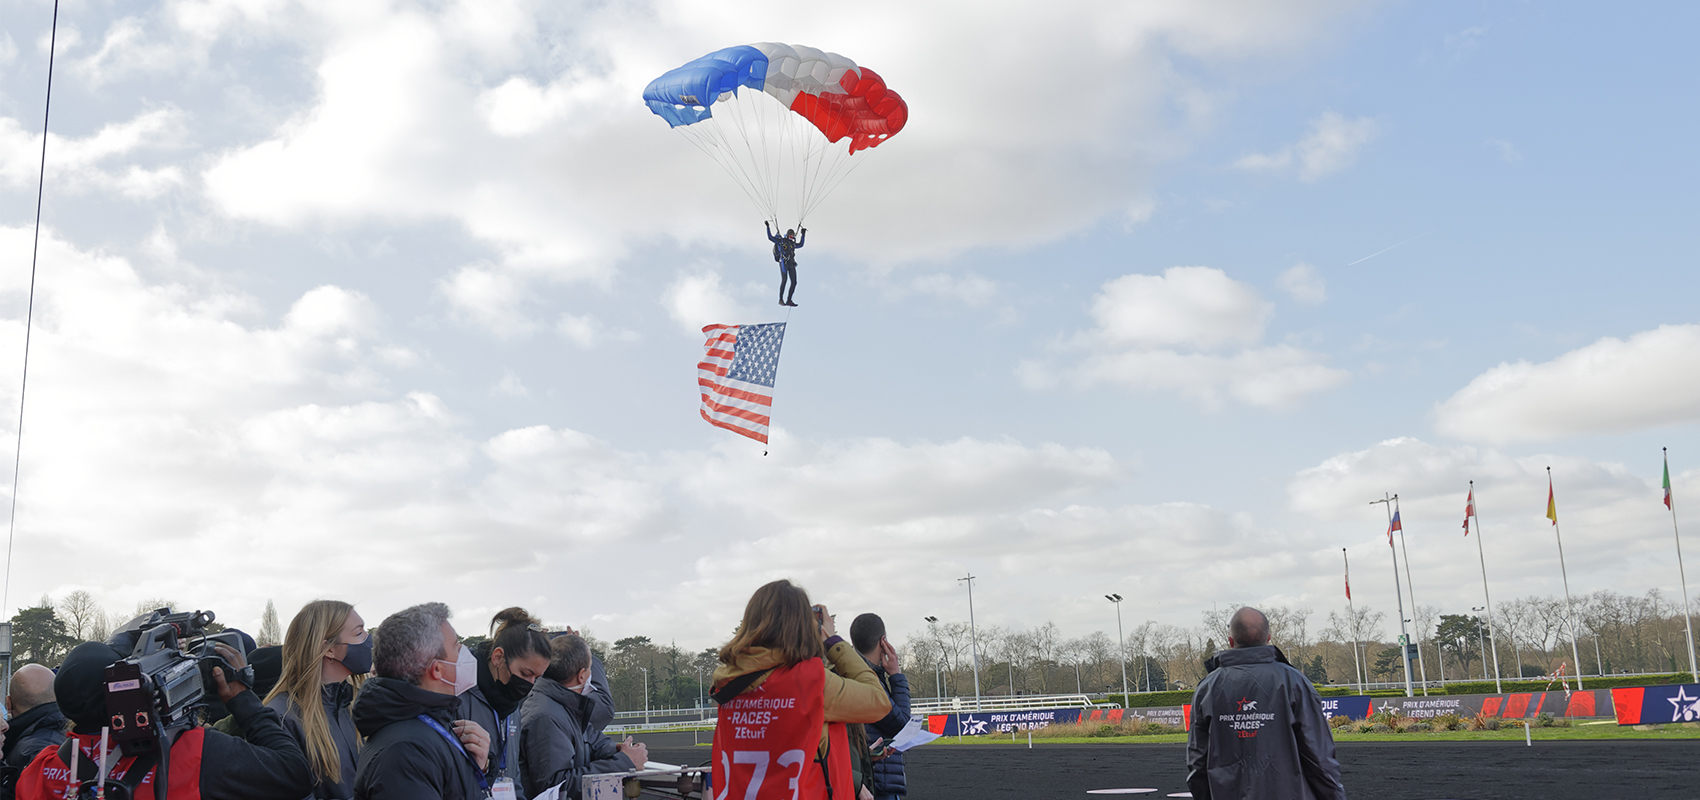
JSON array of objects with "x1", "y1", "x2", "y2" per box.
[
  {"x1": 1372, "y1": 494, "x2": 1415, "y2": 697},
  {"x1": 960, "y1": 575, "x2": 983, "y2": 711},
  {"x1": 1107, "y1": 594, "x2": 1129, "y2": 700}
]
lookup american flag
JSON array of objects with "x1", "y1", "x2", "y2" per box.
[{"x1": 698, "y1": 322, "x2": 787, "y2": 443}]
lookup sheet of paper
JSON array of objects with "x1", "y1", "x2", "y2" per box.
[
  {"x1": 531, "y1": 784, "x2": 561, "y2": 800},
  {"x1": 889, "y1": 716, "x2": 942, "y2": 752}
]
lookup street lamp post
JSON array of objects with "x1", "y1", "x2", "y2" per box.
[
  {"x1": 960, "y1": 575, "x2": 983, "y2": 710},
  {"x1": 1106, "y1": 594, "x2": 1130, "y2": 701},
  {"x1": 925, "y1": 616, "x2": 943, "y2": 698}
]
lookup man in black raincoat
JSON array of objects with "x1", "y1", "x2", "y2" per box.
[{"x1": 1186, "y1": 607, "x2": 1345, "y2": 800}]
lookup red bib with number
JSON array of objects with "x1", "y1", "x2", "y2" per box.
[{"x1": 712, "y1": 659, "x2": 852, "y2": 800}]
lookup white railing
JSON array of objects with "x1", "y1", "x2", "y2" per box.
[{"x1": 908, "y1": 693, "x2": 1105, "y2": 716}]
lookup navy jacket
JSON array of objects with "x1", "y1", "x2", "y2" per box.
[
  {"x1": 866, "y1": 668, "x2": 910, "y2": 797},
  {"x1": 1186, "y1": 646, "x2": 1345, "y2": 800}
]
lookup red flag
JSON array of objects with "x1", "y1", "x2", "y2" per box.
[
  {"x1": 1344, "y1": 570, "x2": 1351, "y2": 600},
  {"x1": 1464, "y1": 488, "x2": 1474, "y2": 536},
  {"x1": 1386, "y1": 510, "x2": 1402, "y2": 546}
]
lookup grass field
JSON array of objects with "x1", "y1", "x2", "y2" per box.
[{"x1": 936, "y1": 722, "x2": 1700, "y2": 745}]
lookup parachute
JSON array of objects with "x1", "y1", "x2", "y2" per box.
[{"x1": 643, "y1": 43, "x2": 908, "y2": 228}]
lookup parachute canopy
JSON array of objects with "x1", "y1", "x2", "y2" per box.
[{"x1": 643, "y1": 43, "x2": 908, "y2": 226}]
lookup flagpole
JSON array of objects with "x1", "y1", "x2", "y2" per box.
[
  {"x1": 1343, "y1": 548, "x2": 1364, "y2": 693},
  {"x1": 1469, "y1": 480, "x2": 1503, "y2": 693},
  {"x1": 1372, "y1": 493, "x2": 1414, "y2": 697},
  {"x1": 1666, "y1": 448, "x2": 1698, "y2": 683},
  {"x1": 1548, "y1": 467, "x2": 1586, "y2": 690},
  {"x1": 1392, "y1": 496, "x2": 1430, "y2": 695}
]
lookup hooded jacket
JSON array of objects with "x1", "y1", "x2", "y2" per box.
[
  {"x1": 268, "y1": 682, "x2": 361, "y2": 799},
  {"x1": 711, "y1": 637, "x2": 890, "y2": 759},
  {"x1": 517, "y1": 678, "x2": 634, "y2": 799},
  {"x1": 1185, "y1": 646, "x2": 1345, "y2": 800},
  {"x1": 352, "y1": 677, "x2": 485, "y2": 800},
  {"x1": 865, "y1": 666, "x2": 910, "y2": 797}
]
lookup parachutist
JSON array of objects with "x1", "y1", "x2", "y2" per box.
[{"x1": 766, "y1": 222, "x2": 805, "y2": 306}]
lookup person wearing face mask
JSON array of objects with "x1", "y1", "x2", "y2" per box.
[
  {"x1": 264, "y1": 600, "x2": 370, "y2": 799},
  {"x1": 518, "y1": 635, "x2": 647, "y2": 800},
  {"x1": 458, "y1": 608, "x2": 551, "y2": 796},
  {"x1": 352, "y1": 603, "x2": 491, "y2": 800}
]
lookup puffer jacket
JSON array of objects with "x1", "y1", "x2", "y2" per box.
[
  {"x1": 711, "y1": 636, "x2": 890, "y2": 759},
  {"x1": 866, "y1": 667, "x2": 910, "y2": 797},
  {"x1": 268, "y1": 682, "x2": 361, "y2": 799},
  {"x1": 1185, "y1": 645, "x2": 1345, "y2": 800},
  {"x1": 516, "y1": 678, "x2": 634, "y2": 799}
]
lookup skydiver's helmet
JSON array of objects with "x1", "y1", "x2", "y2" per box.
[{"x1": 785, "y1": 229, "x2": 796, "y2": 239}]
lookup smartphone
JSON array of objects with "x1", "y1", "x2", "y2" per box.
[{"x1": 812, "y1": 605, "x2": 824, "y2": 623}]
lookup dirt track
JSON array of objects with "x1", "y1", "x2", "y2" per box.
[{"x1": 651, "y1": 740, "x2": 1696, "y2": 799}]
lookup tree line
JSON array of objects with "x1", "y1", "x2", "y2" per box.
[{"x1": 4, "y1": 589, "x2": 1691, "y2": 701}]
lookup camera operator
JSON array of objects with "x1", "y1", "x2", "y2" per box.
[{"x1": 15, "y1": 639, "x2": 313, "y2": 800}]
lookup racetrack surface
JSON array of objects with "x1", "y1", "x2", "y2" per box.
[{"x1": 650, "y1": 740, "x2": 1695, "y2": 799}]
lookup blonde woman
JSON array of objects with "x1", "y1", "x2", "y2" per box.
[{"x1": 265, "y1": 600, "x2": 369, "y2": 799}]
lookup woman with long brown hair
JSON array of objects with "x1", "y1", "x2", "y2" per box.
[
  {"x1": 264, "y1": 599, "x2": 368, "y2": 799},
  {"x1": 457, "y1": 607, "x2": 553, "y2": 793},
  {"x1": 711, "y1": 580, "x2": 889, "y2": 800}
]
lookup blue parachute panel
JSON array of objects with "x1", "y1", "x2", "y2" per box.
[{"x1": 641, "y1": 46, "x2": 769, "y2": 128}]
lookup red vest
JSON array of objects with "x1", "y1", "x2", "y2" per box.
[
  {"x1": 17, "y1": 729, "x2": 205, "y2": 800},
  {"x1": 712, "y1": 659, "x2": 852, "y2": 800}
]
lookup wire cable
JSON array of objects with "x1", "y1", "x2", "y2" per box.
[{"x1": 3, "y1": 0, "x2": 60, "y2": 615}]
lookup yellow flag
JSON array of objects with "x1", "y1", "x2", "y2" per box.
[{"x1": 1546, "y1": 480, "x2": 1558, "y2": 525}]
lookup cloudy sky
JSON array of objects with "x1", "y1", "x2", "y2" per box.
[{"x1": 0, "y1": 0, "x2": 1696, "y2": 652}]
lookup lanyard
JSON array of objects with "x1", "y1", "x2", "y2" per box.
[
  {"x1": 491, "y1": 712, "x2": 512, "y2": 772},
  {"x1": 418, "y1": 715, "x2": 492, "y2": 793}
]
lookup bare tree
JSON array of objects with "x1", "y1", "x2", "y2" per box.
[{"x1": 57, "y1": 591, "x2": 103, "y2": 642}]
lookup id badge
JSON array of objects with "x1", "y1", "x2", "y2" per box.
[{"x1": 491, "y1": 778, "x2": 517, "y2": 800}]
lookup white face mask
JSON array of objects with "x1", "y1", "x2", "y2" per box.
[
  {"x1": 566, "y1": 670, "x2": 590, "y2": 695},
  {"x1": 435, "y1": 644, "x2": 477, "y2": 696}
]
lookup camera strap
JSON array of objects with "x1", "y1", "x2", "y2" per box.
[
  {"x1": 709, "y1": 668, "x2": 774, "y2": 705},
  {"x1": 417, "y1": 715, "x2": 492, "y2": 794},
  {"x1": 56, "y1": 740, "x2": 157, "y2": 796}
]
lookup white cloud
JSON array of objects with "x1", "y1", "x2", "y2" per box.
[
  {"x1": 492, "y1": 369, "x2": 529, "y2": 397},
  {"x1": 169, "y1": 0, "x2": 1365, "y2": 331},
  {"x1": 660, "y1": 270, "x2": 759, "y2": 335},
  {"x1": 1022, "y1": 267, "x2": 1347, "y2": 408},
  {"x1": 1435, "y1": 324, "x2": 1700, "y2": 443},
  {"x1": 438, "y1": 265, "x2": 537, "y2": 338},
  {"x1": 1289, "y1": 436, "x2": 1688, "y2": 609},
  {"x1": 0, "y1": 110, "x2": 186, "y2": 198},
  {"x1": 1278, "y1": 262, "x2": 1326, "y2": 305},
  {"x1": 905, "y1": 273, "x2": 999, "y2": 307},
  {"x1": 1487, "y1": 138, "x2": 1522, "y2": 164},
  {"x1": 556, "y1": 313, "x2": 638, "y2": 349},
  {"x1": 1236, "y1": 111, "x2": 1380, "y2": 181}
]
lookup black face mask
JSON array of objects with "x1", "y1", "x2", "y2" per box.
[
  {"x1": 338, "y1": 637, "x2": 374, "y2": 675},
  {"x1": 478, "y1": 647, "x2": 536, "y2": 716}
]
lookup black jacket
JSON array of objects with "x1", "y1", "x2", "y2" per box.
[
  {"x1": 1186, "y1": 646, "x2": 1345, "y2": 800},
  {"x1": 269, "y1": 682, "x2": 361, "y2": 799},
  {"x1": 0, "y1": 702, "x2": 65, "y2": 799},
  {"x1": 516, "y1": 679, "x2": 633, "y2": 800},
  {"x1": 866, "y1": 667, "x2": 909, "y2": 797},
  {"x1": 352, "y1": 678, "x2": 485, "y2": 800}
]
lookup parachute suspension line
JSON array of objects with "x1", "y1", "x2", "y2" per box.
[
  {"x1": 4, "y1": 0, "x2": 59, "y2": 615},
  {"x1": 801, "y1": 149, "x2": 867, "y2": 226},
  {"x1": 679, "y1": 125, "x2": 774, "y2": 222}
]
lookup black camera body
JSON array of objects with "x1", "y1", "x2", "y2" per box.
[{"x1": 103, "y1": 609, "x2": 251, "y2": 757}]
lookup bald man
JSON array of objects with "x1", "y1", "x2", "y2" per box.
[
  {"x1": 1, "y1": 664, "x2": 65, "y2": 799},
  {"x1": 1185, "y1": 607, "x2": 1345, "y2": 800}
]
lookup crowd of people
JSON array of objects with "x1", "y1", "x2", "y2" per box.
[
  {"x1": 0, "y1": 581, "x2": 916, "y2": 800},
  {"x1": 0, "y1": 584, "x2": 1342, "y2": 800}
]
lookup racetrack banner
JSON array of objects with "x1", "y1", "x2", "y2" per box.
[{"x1": 1611, "y1": 683, "x2": 1700, "y2": 725}]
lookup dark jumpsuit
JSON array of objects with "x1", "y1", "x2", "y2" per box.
[{"x1": 768, "y1": 228, "x2": 805, "y2": 303}]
